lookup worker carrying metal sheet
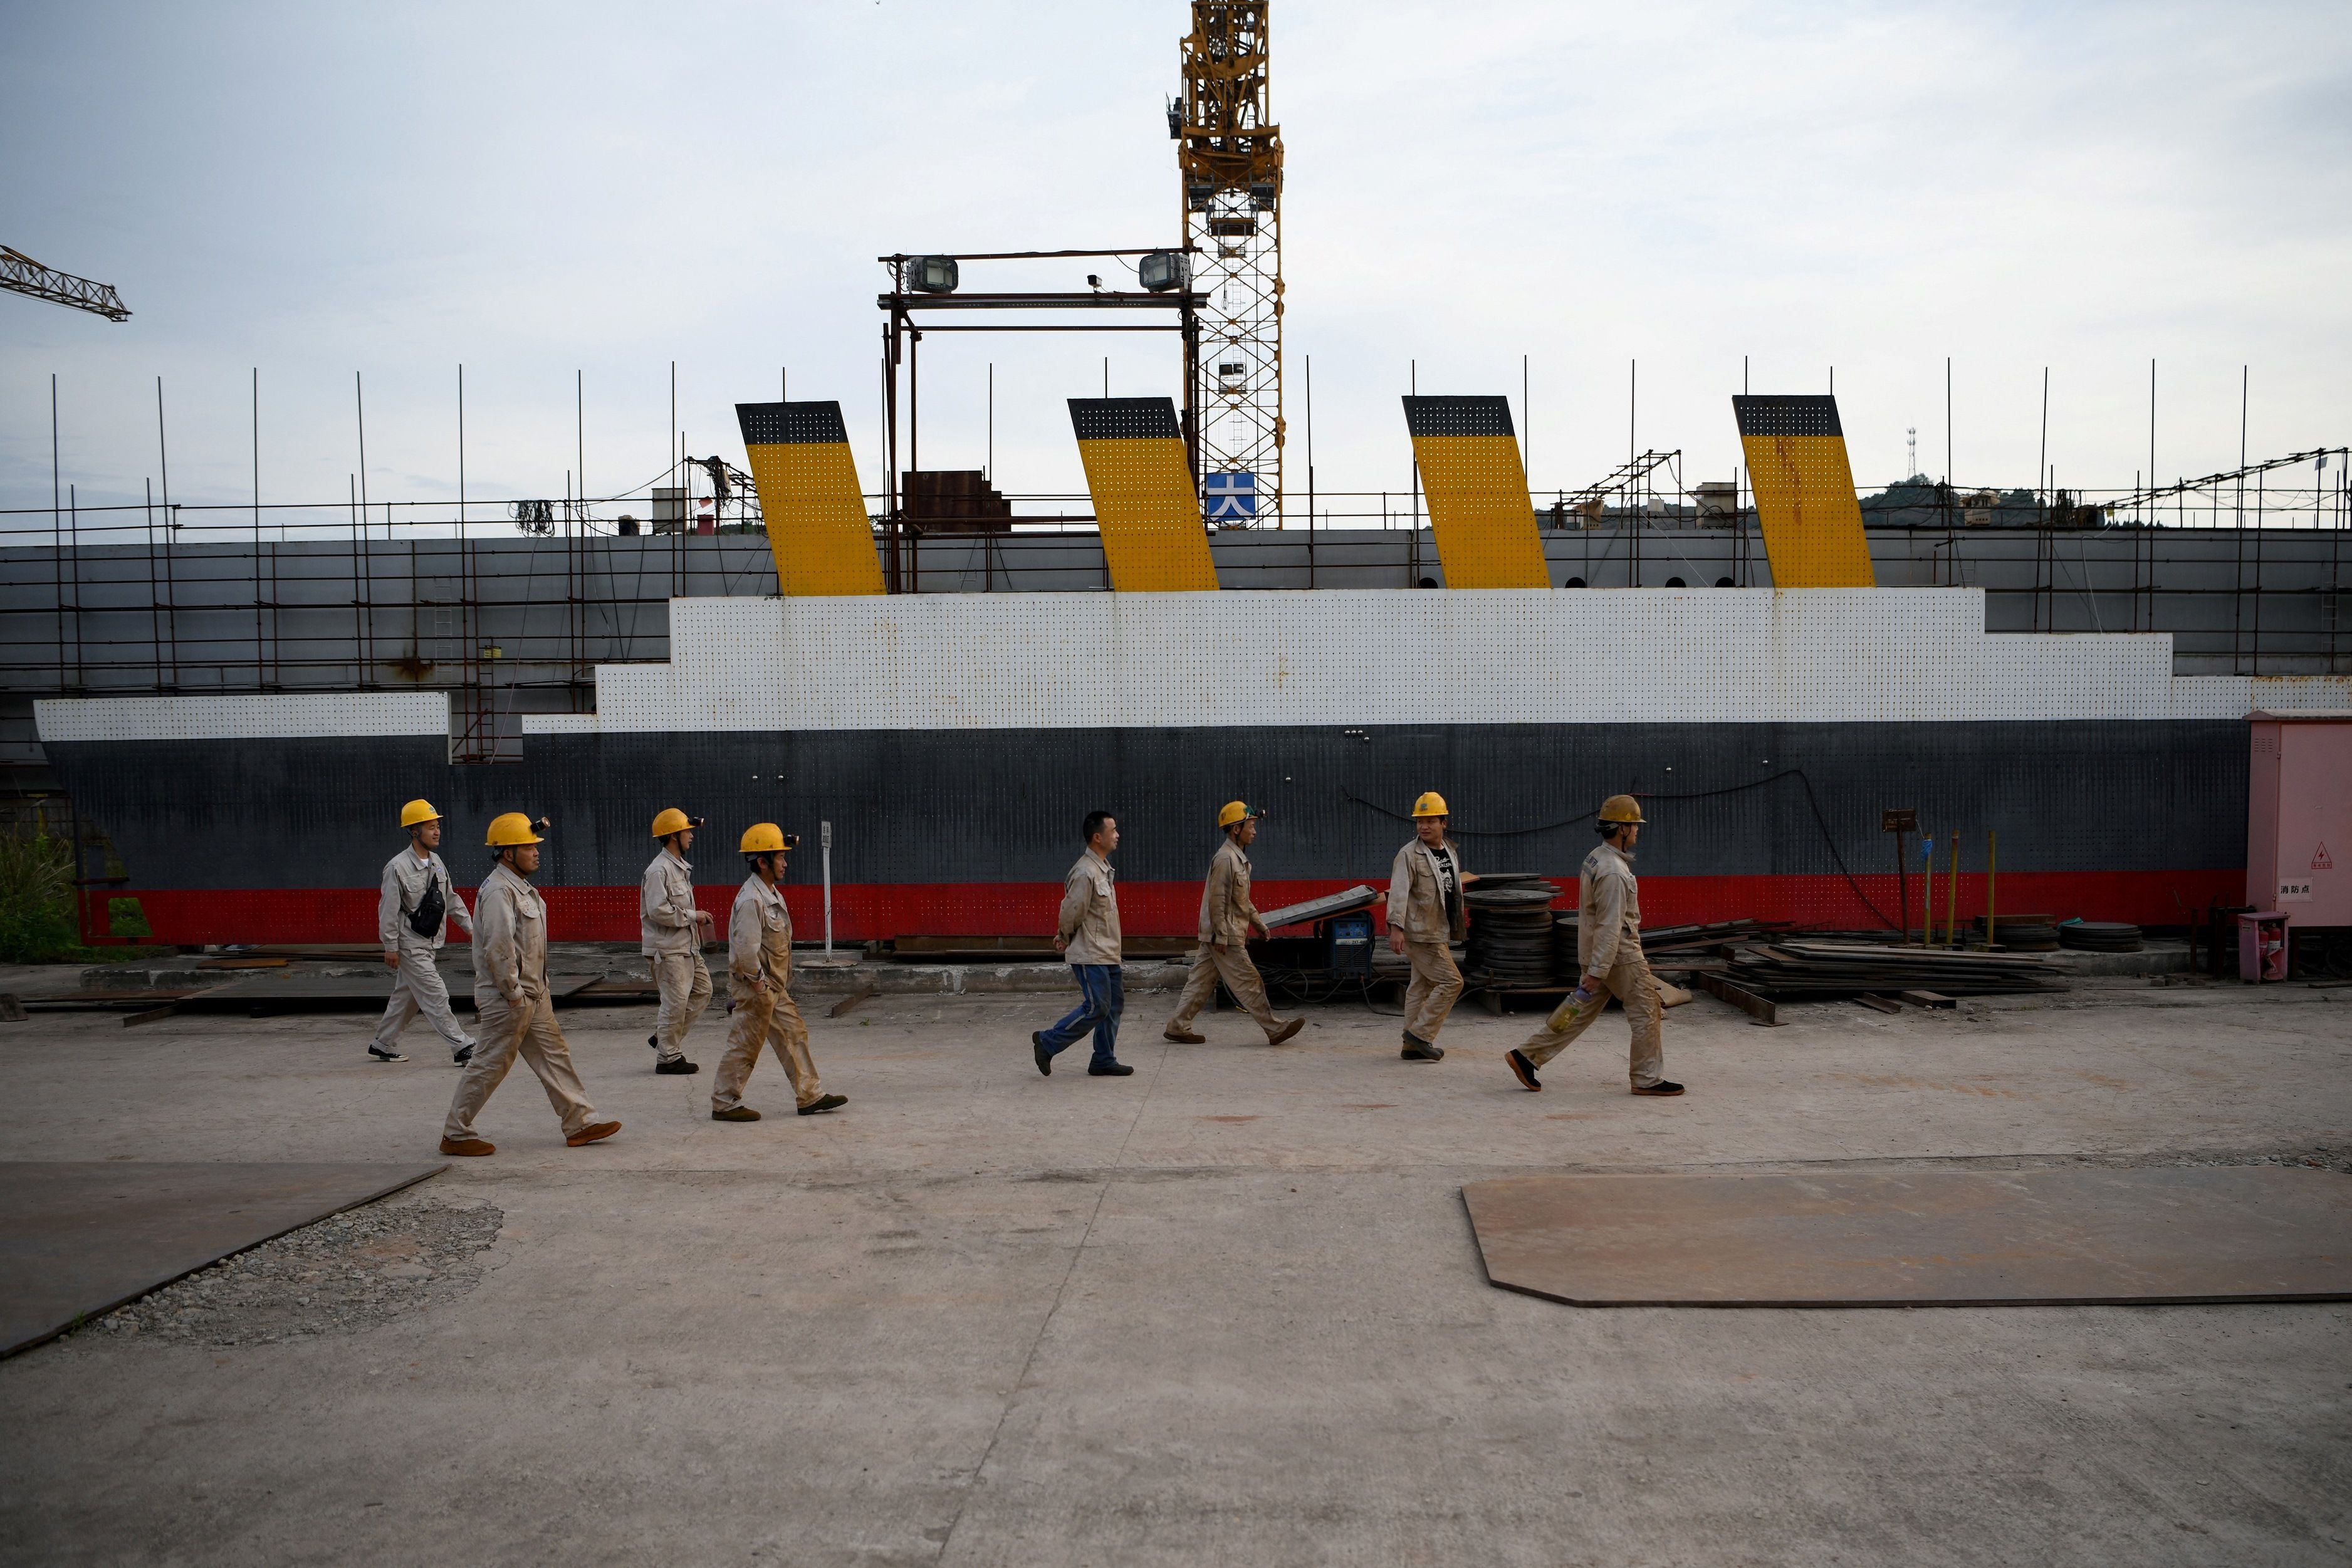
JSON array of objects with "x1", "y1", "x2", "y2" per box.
[
  {"x1": 711, "y1": 825, "x2": 845, "y2": 1121},
  {"x1": 440, "y1": 814, "x2": 619, "y2": 1156},
  {"x1": 1031, "y1": 810, "x2": 1131, "y2": 1078},
  {"x1": 1388, "y1": 793, "x2": 1475, "y2": 1060},
  {"x1": 1505, "y1": 795, "x2": 1684, "y2": 1097},
  {"x1": 369, "y1": 798, "x2": 478, "y2": 1065},
  {"x1": 640, "y1": 807, "x2": 714, "y2": 1075},
  {"x1": 1163, "y1": 802, "x2": 1305, "y2": 1048}
]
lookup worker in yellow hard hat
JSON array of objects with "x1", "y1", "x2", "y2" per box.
[
  {"x1": 640, "y1": 807, "x2": 714, "y2": 1075},
  {"x1": 368, "y1": 799, "x2": 478, "y2": 1065},
  {"x1": 441, "y1": 814, "x2": 620, "y2": 1156},
  {"x1": 1164, "y1": 802, "x2": 1304, "y2": 1048},
  {"x1": 1506, "y1": 794, "x2": 1682, "y2": 1097},
  {"x1": 711, "y1": 824, "x2": 845, "y2": 1122},
  {"x1": 1387, "y1": 791, "x2": 1477, "y2": 1060}
]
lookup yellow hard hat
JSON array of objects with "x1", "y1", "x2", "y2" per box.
[
  {"x1": 651, "y1": 807, "x2": 704, "y2": 839},
  {"x1": 1217, "y1": 800, "x2": 1263, "y2": 828},
  {"x1": 1597, "y1": 793, "x2": 1645, "y2": 824},
  {"x1": 485, "y1": 812, "x2": 545, "y2": 847},
  {"x1": 1411, "y1": 791, "x2": 1450, "y2": 818},
  {"x1": 740, "y1": 822, "x2": 789, "y2": 854},
  {"x1": 400, "y1": 798, "x2": 441, "y2": 828}
]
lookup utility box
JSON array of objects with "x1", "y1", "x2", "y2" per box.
[
  {"x1": 2247, "y1": 709, "x2": 2352, "y2": 925},
  {"x1": 1321, "y1": 912, "x2": 1373, "y2": 975}
]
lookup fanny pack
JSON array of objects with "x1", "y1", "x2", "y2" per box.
[{"x1": 407, "y1": 874, "x2": 446, "y2": 938}]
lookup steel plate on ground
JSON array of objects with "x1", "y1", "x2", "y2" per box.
[
  {"x1": 1462, "y1": 1166, "x2": 2352, "y2": 1307},
  {"x1": 0, "y1": 1161, "x2": 444, "y2": 1356}
]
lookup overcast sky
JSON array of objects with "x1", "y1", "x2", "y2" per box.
[{"x1": 5, "y1": 0, "x2": 2348, "y2": 536}]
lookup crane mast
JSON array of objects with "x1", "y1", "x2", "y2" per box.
[{"x1": 1175, "y1": 3, "x2": 1282, "y2": 524}]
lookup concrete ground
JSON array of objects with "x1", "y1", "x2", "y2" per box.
[{"x1": 0, "y1": 972, "x2": 2347, "y2": 1566}]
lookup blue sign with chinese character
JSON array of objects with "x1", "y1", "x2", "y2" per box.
[{"x1": 1205, "y1": 471, "x2": 1257, "y2": 521}]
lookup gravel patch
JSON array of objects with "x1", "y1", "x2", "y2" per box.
[{"x1": 71, "y1": 1192, "x2": 504, "y2": 1349}]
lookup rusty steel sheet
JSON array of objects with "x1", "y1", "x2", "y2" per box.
[
  {"x1": 0, "y1": 1161, "x2": 444, "y2": 1356},
  {"x1": 1463, "y1": 1166, "x2": 2352, "y2": 1308}
]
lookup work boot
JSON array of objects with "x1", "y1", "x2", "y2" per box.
[
  {"x1": 1087, "y1": 1060, "x2": 1136, "y2": 1077},
  {"x1": 438, "y1": 1136, "x2": 494, "y2": 1157},
  {"x1": 1265, "y1": 1018, "x2": 1304, "y2": 1046},
  {"x1": 1400, "y1": 1033, "x2": 1443, "y2": 1062},
  {"x1": 1163, "y1": 1026, "x2": 1206, "y2": 1044},
  {"x1": 451, "y1": 1041, "x2": 475, "y2": 1066},
  {"x1": 1506, "y1": 1048, "x2": 1541, "y2": 1091},
  {"x1": 798, "y1": 1094, "x2": 849, "y2": 1116},
  {"x1": 655, "y1": 1057, "x2": 699, "y2": 1075},
  {"x1": 1629, "y1": 1080, "x2": 1686, "y2": 1097},
  {"x1": 711, "y1": 1105, "x2": 761, "y2": 1122},
  {"x1": 368, "y1": 1044, "x2": 409, "y2": 1063},
  {"x1": 1033, "y1": 1031, "x2": 1053, "y2": 1076},
  {"x1": 567, "y1": 1120, "x2": 622, "y2": 1146}
]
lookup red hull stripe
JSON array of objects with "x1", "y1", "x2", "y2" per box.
[{"x1": 111, "y1": 871, "x2": 2242, "y2": 948}]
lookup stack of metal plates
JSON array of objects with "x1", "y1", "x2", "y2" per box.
[
  {"x1": 1466, "y1": 883, "x2": 1562, "y2": 986},
  {"x1": 2058, "y1": 919, "x2": 2144, "y2": 953}
]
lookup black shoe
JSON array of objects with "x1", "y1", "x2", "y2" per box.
[
  {"x1": 711, "y1": 1105, "x2": 761, "y2": 1122},
  {"x1": 1087, "y1": 1061, "x2": 1136, "y2": 1077},
  {"x1": 798, "y1": 1093, "x2": 848, "y2": 1115},
  {"x1": 1400, "y1": 1033, "x2": 1443, "y2": 1062},
  {"x1": 647, "y1": 1032, "x2": 659, "y2": 1052},
  {"x1": 451, "y1": 1042, "x2": 475, "y2": 1067},
  {"x1": 655, "y1": 1057, "x2": 700, "y2": 1075},
  {"x1": 1033, "y1": 1031, "x2": 1052, "y2": 1077},
  {"x1": 1630, "y1": 1080, "x2": 1686, "y2": 1097},
  {"x1": 1505, "y1": 1048, "x2": 1540, "y2": 1091},
  {"x1": 367, "y1": 1044, "x2": 409, "y2": 1063}
]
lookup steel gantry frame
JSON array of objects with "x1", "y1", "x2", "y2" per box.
[
  {"x1": 877, "y1": 249, "x2": 1205, "y2": 593},
  {"x1": 1175, "y1": 2, "x2": 1284, "y2": 525}
]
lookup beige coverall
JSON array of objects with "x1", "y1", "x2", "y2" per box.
[
  {"x1": 374, "y1": 846, "x2": 475, "y2": 1055},
  {"x1": 1388, "y1": 838, "x2": 1469, "y2": 1043},
  {"x1": 640, "y1": 847, "x2": 711, "y2": 1062},
  {"x1": 713, "y1": 874, "x2": 822, "y2": 1112},
  {"x1": 1167, "y1": 838, "x2": 1282, "y2": 1037},
  {"x1": 444, "y1": 862, "x2": 602, "y2": 1142},
  {"x1": 1520, "y1": 840, "x2": 1666, "y2": 1088}
]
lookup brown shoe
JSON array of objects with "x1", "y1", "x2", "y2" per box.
[
  {"x1": 438, "y1": 1136, "x2": 495, "y2": 1157},
  {"x1": 1163, "y1": 1027, "x2": 1206, "y2": 1044},
  {"x1": 1629, "y1": 1080, "x2": 1686, "y2": 1097},
  {"x1": 1265, "y1": 1018, "x2": 1304, "y2": 1046},
  {"x1": 710, "y1": 1105, "x2": 761, "y2": 1122},
  {"x1": 567, "y1": 1119, "x2": 622, "y2": 1146}
]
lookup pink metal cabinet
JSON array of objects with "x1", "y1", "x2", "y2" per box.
[{"x1": 2247, "y1": 710, "x2": 2351, "y2": 927}]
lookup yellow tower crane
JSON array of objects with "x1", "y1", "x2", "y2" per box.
[{"x1": 0, "y1": 247, "x2": 131, "y2": 322}]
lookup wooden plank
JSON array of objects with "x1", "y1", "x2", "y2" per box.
[
  {"x1": 122, "y1": 1004, "x2": 181, "y2": 1028},
  {"x1": 1854, "y1": 994, "x2": 1905, "y2": 1015},
  {"x1": 827, "y1": 982, "x2": 878, "y2": 1019}
]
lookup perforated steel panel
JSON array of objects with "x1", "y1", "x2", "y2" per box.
[
  {"x1": 736, "y1": 401, "x2": 886, "y2": 597},
  {"x1": 1068, "y1": 397, "x2": 1220, "y2": 592},
  {"x1": 35, "y1": 693, "x2": 449, "y2": 743},
  {"x1": 1408, "y1": 429, "x2": 1552, "y2": 590},
  {"x1": 530, "y1": 589, "x2": 2339, "y2": 735},
  {"x1": 1733, "y1": 395, "x2": 1875, "y2": 589}
]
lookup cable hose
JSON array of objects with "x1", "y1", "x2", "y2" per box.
[{"x1": 1343, "y1": 768, "x2": 1901, "y2": 931}]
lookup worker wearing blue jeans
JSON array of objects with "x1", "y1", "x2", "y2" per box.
[{"x1": 1033, "y1": 811, "x2": 1132, "y2": 1078}]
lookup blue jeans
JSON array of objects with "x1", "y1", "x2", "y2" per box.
[{"x1": 1039, "y1": 963, "x2": 1124, "y2": 1067}]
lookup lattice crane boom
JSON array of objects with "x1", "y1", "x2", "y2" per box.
[{"x1": 0, "y1": 246, "x2": 131, "y2": 321}]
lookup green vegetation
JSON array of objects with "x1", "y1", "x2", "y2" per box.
[{"x1": 0, "y1": 825, "x2": 75, "y2": 962}]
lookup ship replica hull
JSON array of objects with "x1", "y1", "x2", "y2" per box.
[{"x1": 38, "y1": 589, "x2": 2343, "y2": 946}]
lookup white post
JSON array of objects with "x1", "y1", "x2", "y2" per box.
[{"x1": 821, "y1": 820, "x2": 834, "y2": 955}]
